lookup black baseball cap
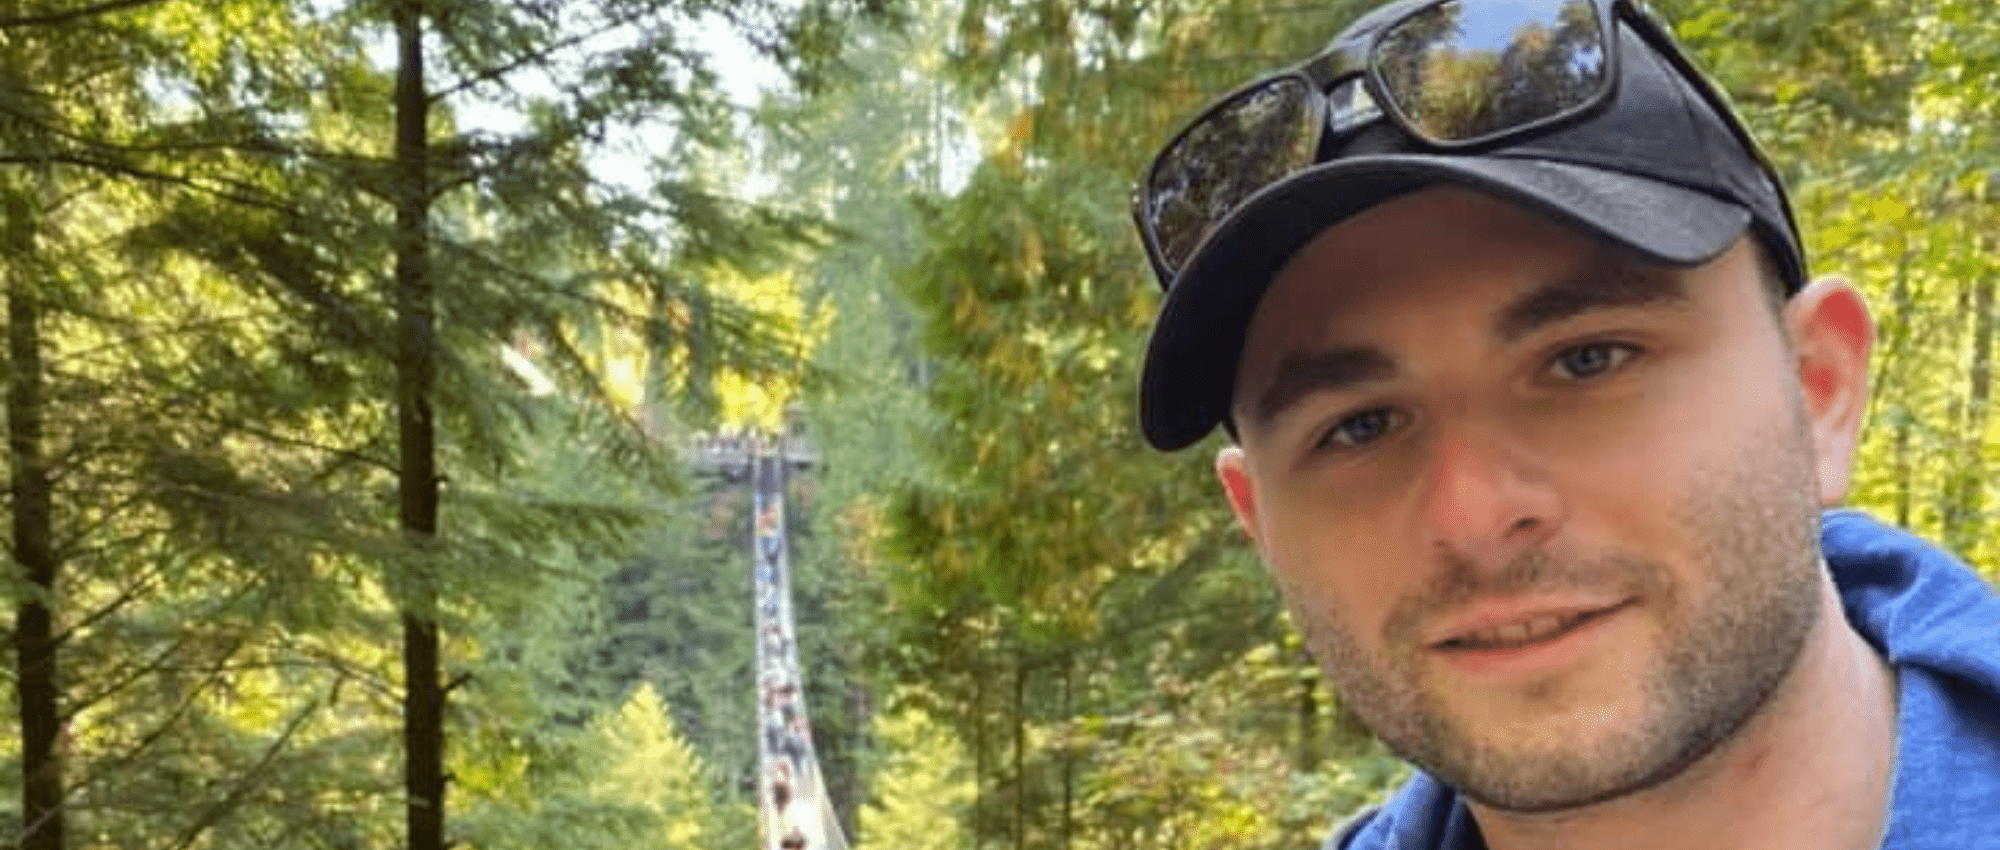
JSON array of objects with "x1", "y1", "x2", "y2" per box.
[{"x1": 1137, "y1": 0, "x2": 1805, "y2": 451}]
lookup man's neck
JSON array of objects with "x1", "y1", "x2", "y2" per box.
[{"x1": 1471, "y1": 576, "x2": 1900, "y2": 850}]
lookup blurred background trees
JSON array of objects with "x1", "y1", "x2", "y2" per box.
[{"x1": 0, "y1": 0, "x2": 1994, "y2": 848}]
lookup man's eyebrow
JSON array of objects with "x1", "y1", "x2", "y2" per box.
[
  {"x1": 1249, "y1": 346, "x2": 1398, "y2": 429},
  {"x1": 1494, "y1": 260, "x2": 1689, "y2": 344}
]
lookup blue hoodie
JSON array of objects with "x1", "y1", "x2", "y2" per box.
[{"x1": 1332, "y1": 510, "x2": 2000, "y2": 850}]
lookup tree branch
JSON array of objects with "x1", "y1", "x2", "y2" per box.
[
  {"x1": 159, "y1": 696, "x2": 321, "y2": 850},
  {"x1": 0, "y1": 153, "x2": 293, "y2": 214},
  {"x1": 60, "y1": 581, "x2": 260, "y2": 723},
  {"x1": 60, "y1": 633, "x2": 250, "y2": 807},
  {"x1": 0, "y1": 0, "x2": 175, "y2": 29},
  {"x1": 50, "y1": 570, "x2": 160, "y2": 652},
  {"x1": 425, "y1": 6, "x2": 660, "y2": 105}
]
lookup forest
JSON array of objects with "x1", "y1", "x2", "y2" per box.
[{"x1": 1, "y1": 0, "x2": 1996, "y2": 849}]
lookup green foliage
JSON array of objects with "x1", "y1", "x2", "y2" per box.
[
  {"x1": 453, "y1": 684, "x2": 732, "y2": 850},
  {"x1": 1063, "y1": 642, "x2": 1406, "y2": 850},
  {"x1": 855, "y1": 696, "x2": 975, "y2": 850},
  {"x1": 577, "y1": 683, "x2": 723, "y2": 850}
]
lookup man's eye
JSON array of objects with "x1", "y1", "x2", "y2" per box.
[
  {"x1": 1316, "y1": 407, "x2": 1402, "y2": 450},
  {"x1": 1549, "y1": 342, "x2": 1637, "y2": 380}
]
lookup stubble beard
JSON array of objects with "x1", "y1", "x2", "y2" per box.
[{"x1": 1294, "y1": 407, "x2": 1827, "y2": 813}]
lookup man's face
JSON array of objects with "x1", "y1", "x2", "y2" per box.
[{"x1": 1216, "y1": 187, "x2": 1836, "y2": 812}]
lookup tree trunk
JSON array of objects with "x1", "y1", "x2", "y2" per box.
[
  {"x1": 1940, "y1": 282, "x2": 1973, "y2": 541},
  {"x1": 393, "y1": 2, "x2": 444, "y2": 849},
  {"x1": 971, "y1": 660, "x2": 987, "y2": 843},
  {"x1": 1059, "y1": 656, "x2": 1072, "y2": 850},
  {"x1": 1958, "y1": 257, "x2": 1995, "y2": 552},
  {"x1": 1890, "y1": 252, "x2": 1913, "y2": 528},
  {"x1": 8, "y1": 185, "x2": 62, "y2": 850},
  {"x1": 1295, "y1": 657, "x2": 1321, "y2": 771},
  {"x1": 1012, "y1": 651, "x2": 1026, "y2": 850}
]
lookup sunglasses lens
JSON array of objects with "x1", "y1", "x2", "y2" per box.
[
  {"x1": 1374, "y1": 0, "x2": 1608, "y2": 143},
  {"x1": 1146, "y1": 76, "x2": 1320, "y2": 277}
]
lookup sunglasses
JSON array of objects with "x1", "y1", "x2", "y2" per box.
[{"x1": 1131, "y1": 0, "x2": 1792, "y2": 287}]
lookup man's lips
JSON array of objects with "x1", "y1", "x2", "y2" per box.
[{"x1": 1426, "y1": 599, "x2": 1632, "y2": 651}]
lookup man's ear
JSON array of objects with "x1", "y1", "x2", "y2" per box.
[
  {"x1": 1217, "y1": 446, "x2": 1263, "y2": 548},
  {"x1": 1784, "y1": 277, "x2": 1873, "y2": 506}
]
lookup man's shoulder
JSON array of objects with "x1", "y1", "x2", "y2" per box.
[
  {"x1": 1324, "y1": 772, "x2": 1483, "y2": 850},
  {"x1": 1822, "y1": 510, "x2": 2000, "y2": 689},
  {"x1": 1883, "y1": 661, "x2": 2000, "y2": 846},
  {"x1": 1325, "y1": 805, "x2": 1381, "y2": 850},
  {"x1": 1822, "y1": 510, "x2": 2000, "y2": 845}
]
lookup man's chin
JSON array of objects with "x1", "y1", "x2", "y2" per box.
[{"x1": 1392, "y1": 705, "x2": 1678, "y2": 814}]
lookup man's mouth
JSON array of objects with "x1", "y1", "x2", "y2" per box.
[{"x1": 1438, "y1": 606, "x2": 1620, "y2": 651}]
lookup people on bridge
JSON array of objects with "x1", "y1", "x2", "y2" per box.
[{"x1": 1126, "y1": 1, "x2": 2000, "y2": 848}]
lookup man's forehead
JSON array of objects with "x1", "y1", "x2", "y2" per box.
[{"x1": 1230, "y1": 242, "x2": 1693, "y2": 427}]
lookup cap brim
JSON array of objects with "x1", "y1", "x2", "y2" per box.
[{"x1": 1139, "y1": 154, "x2": 1752, "y2": 451}]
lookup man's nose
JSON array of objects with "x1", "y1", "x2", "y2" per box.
[{"x1": 1417, "y1": 420, "x2": 1565, "y2": 570}]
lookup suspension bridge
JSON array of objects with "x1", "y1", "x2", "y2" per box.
[{"x1": 689, "y1": 429, "x2": 847, "y2": 850}]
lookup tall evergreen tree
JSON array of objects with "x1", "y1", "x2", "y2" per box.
[{"x1": 0, "y1": 1, "x2": 899, "y2": 848}]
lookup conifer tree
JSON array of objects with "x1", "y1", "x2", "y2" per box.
[{"x1": 855, "y1": 700, "x2": 974, "y2": 850}]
